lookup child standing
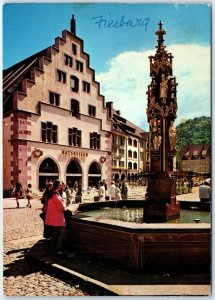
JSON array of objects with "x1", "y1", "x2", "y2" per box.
[
  {"x1": 14, "y1": 182, "x2": 23, "y2": 208},
  {"x1": 25, "y1": 183, "x2": 33, "y2": 208}
]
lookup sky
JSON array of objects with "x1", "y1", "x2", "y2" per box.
[{"x1": 2, "y1": 2, "x2": 211, "y2": 131}]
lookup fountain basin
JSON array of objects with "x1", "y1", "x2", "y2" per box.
[{"x1": 65, "y1": 200, "x2": 211, "y2": 274}]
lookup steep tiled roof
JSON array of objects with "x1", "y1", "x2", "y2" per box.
[
  {"x1": 113, "y1": 110, "x2": 146, "y2": 139},
  {"x1": 3, "y1": 48, "x2": 49, "y2": 111},
  {"x1": 178, "y1": 144, "x2": 211, "y2": 160}
]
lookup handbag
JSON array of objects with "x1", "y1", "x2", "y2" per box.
[{"x1": 40, "y1": 212, "x2": 46, "y2": 221}]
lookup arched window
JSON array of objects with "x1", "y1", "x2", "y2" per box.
[
  {"x1": 128, "y1": 150, "x2": 132, "y2": 158},
  {"x1": 66, "y1": 160, "x2": 82, "y2": 174},
  {"x1": 133, "y1": 151, "x2": 137, "y2": 159},
  {"x1": 71, "y1": 99, "x2": 80, "y2": 117},
  {"x1": 133, "y1": 162, "x2": 137, "y2": 170},
  {"x1": 133, "y1": 140, "x2": 137, "y2": 147},
  {"x1": 128, "y1": 138, "x2": 132, "y2": 146},
  {"x1": 38, "y1": 158, "x2": 59, "y2": 191},
  {"x1": 70, "y1": 76, "x2": 79, "y2": 92},
  {"x1": 66, "y1": 159, "x2": 82, "y2": 188},
  {"x1": 89, "y1": 162, "x2": 101, "y2": 174},
  {"x1": 88, "y1": 161, "x2": 101, "y2": 188},
  {"x1": 128, "y1": 161, "x2": 132, "y2": 169}
]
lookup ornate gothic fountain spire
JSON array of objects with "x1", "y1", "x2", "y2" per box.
[
  {"x1": 146, "y1": 21, "x2": 178, "y2": 171},
  {"x1": 156, "y1": 20, "x2": 166, "y2": 49},
  {"x1": 144, "y1": 21, "x2": 180, "y2": 223},
  {"x1": 149, "y1": 21, "x2": 173, "y2": 77}
]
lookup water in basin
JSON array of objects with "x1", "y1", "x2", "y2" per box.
[{"x1": 84, "y1": 207, "x2": 211, "y2": 223}]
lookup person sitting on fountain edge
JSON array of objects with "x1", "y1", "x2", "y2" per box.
[{"x1": 199, "y1": 181, "x2": 211, "y2": 203}]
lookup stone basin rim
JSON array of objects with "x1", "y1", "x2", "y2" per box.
[{"x1": 72, "y1": 214, "x2": 211, "y2": 230}]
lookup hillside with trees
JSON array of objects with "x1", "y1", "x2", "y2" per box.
[{"x1": 176, "y1": 116, "x2": 211, "y2": 152}]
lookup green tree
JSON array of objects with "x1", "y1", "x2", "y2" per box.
[{"x1": 176, "y1": 116, "x2": 211, "y2": 152}]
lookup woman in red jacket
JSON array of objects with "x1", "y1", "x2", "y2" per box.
[{"x1": 45, "y1": 180, "x2": 66, "y2": 254}]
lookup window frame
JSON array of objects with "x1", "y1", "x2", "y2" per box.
[
  {"x1": 68, "y1": 127, "x2": 82, "y2": 147},
  {"x1": 49, "y1": 91, "x2": 60, "y2": 106},
  {"x1": 88, "y1": 105, "x2": 96, "y2": 117},
  {"x1": 41, "y1": 122, "x2": 58, "y2": 144},
  {"x1": 56, "y1": 69, "x2": 67, "y2": 84}
]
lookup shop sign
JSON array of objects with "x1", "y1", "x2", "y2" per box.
[{"x1": 62, "y1": 150, "x2": 88, "y2": 158}]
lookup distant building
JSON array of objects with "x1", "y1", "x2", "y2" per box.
[
  {"x1": 106, "y1": 104, "x2": 149, "y2": 181},
  {"x1": 178, "y1": 144, "x2": 211, "y2": 175}
]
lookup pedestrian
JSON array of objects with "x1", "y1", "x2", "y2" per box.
[
  {"x1": 25, "y1": 183, "x2": 33, "y2": 208},
  {"x1": 103, "y1": 179, "x2": 108, "y2": 191},
  {"x1": 98, "y1": 181, "x2": 105, "y2": 201},
  {"x1": 75, "y1": 182, "x2": 82, "y2": 203},
  {"x1": 73, "y1": 181, "x2": 79, "y2": 192},
  {"x1": 40, "y1": 181, "x2": 53, "y2": 238},
  {"x1": 199, "y1": 181, "x2": 211, "y2": 203},
  {"x1": 45, "y1": 180, "x2": 67, "y2": 255},
  {"x1": 64, "y1": 183, "x2": 73, "y2": 207},
  {"x1": 121, "y1": 180, "x2": 128, "y2": 200},
  {"x1": 59, "y1": 182, "x2": 67, "y2": 206},
  {"x1": 115, "y1": 183, "x2": 122, "y2": 200},
  {"x1": 109, "y1": 181, "x2": 116, "y2": 200},
  {"x1": 13, "y1": 182, "x2": 23, "y2": 208}
]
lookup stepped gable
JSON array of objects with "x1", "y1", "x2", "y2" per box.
[{"x1": 3, "y1": 17, "x2": 106, "y2": 115}]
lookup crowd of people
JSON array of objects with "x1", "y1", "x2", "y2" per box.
[{"x1": 98, "y1": 179, "x2": 128, "y2": 201}]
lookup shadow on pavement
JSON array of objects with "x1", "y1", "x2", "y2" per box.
[{"x1": 26, "y1": 240, "x2": 211, "y2": 287}]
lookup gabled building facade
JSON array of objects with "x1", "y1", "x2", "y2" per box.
[
  {"x1": 3, "y1": 16, "x2": 112, "y2": 191},
  {"x1": 178, "y1": 143, "x2": 211, "y2": 175}
]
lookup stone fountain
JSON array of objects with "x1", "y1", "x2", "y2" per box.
[{"x1": 64, "y1": 22, "x2": 210, "y2": 274}]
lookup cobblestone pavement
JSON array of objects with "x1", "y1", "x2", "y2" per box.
[{"x1": 3, "y1": 203, "x2": 88, "y2": 296}]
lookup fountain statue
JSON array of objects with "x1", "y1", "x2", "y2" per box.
[{"x1": 145, "y1": 21, "x2": 180, "y2": 222}]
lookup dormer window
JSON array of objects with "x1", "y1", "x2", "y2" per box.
[
  {"x1": 201, "y1": 149, "x2": 207, "y2": 159},
  {"x1": 183, "y1": 151, "x2": 189, "y2": 160},
  {"x1": 192, "y1": 150, "x2": 198, "y2": 159}
]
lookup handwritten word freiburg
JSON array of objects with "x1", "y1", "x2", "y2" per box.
[{"x1": 92, "y1": 15, "x2": 150, "y2": 31}]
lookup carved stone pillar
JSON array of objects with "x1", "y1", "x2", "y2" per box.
[{"x1": 144, "y1": 21, "x2": 180, "y2": 222}]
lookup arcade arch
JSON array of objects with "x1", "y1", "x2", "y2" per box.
[
  {"x1": 66, "y1": 159, "x2": 82, "y2": 188},
  {"x1": 38, "y1": 157, "x2": 59, "y2": 190},
  {"x1": 88, "y1": 161, "x2": 101, "y2": 188}
]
